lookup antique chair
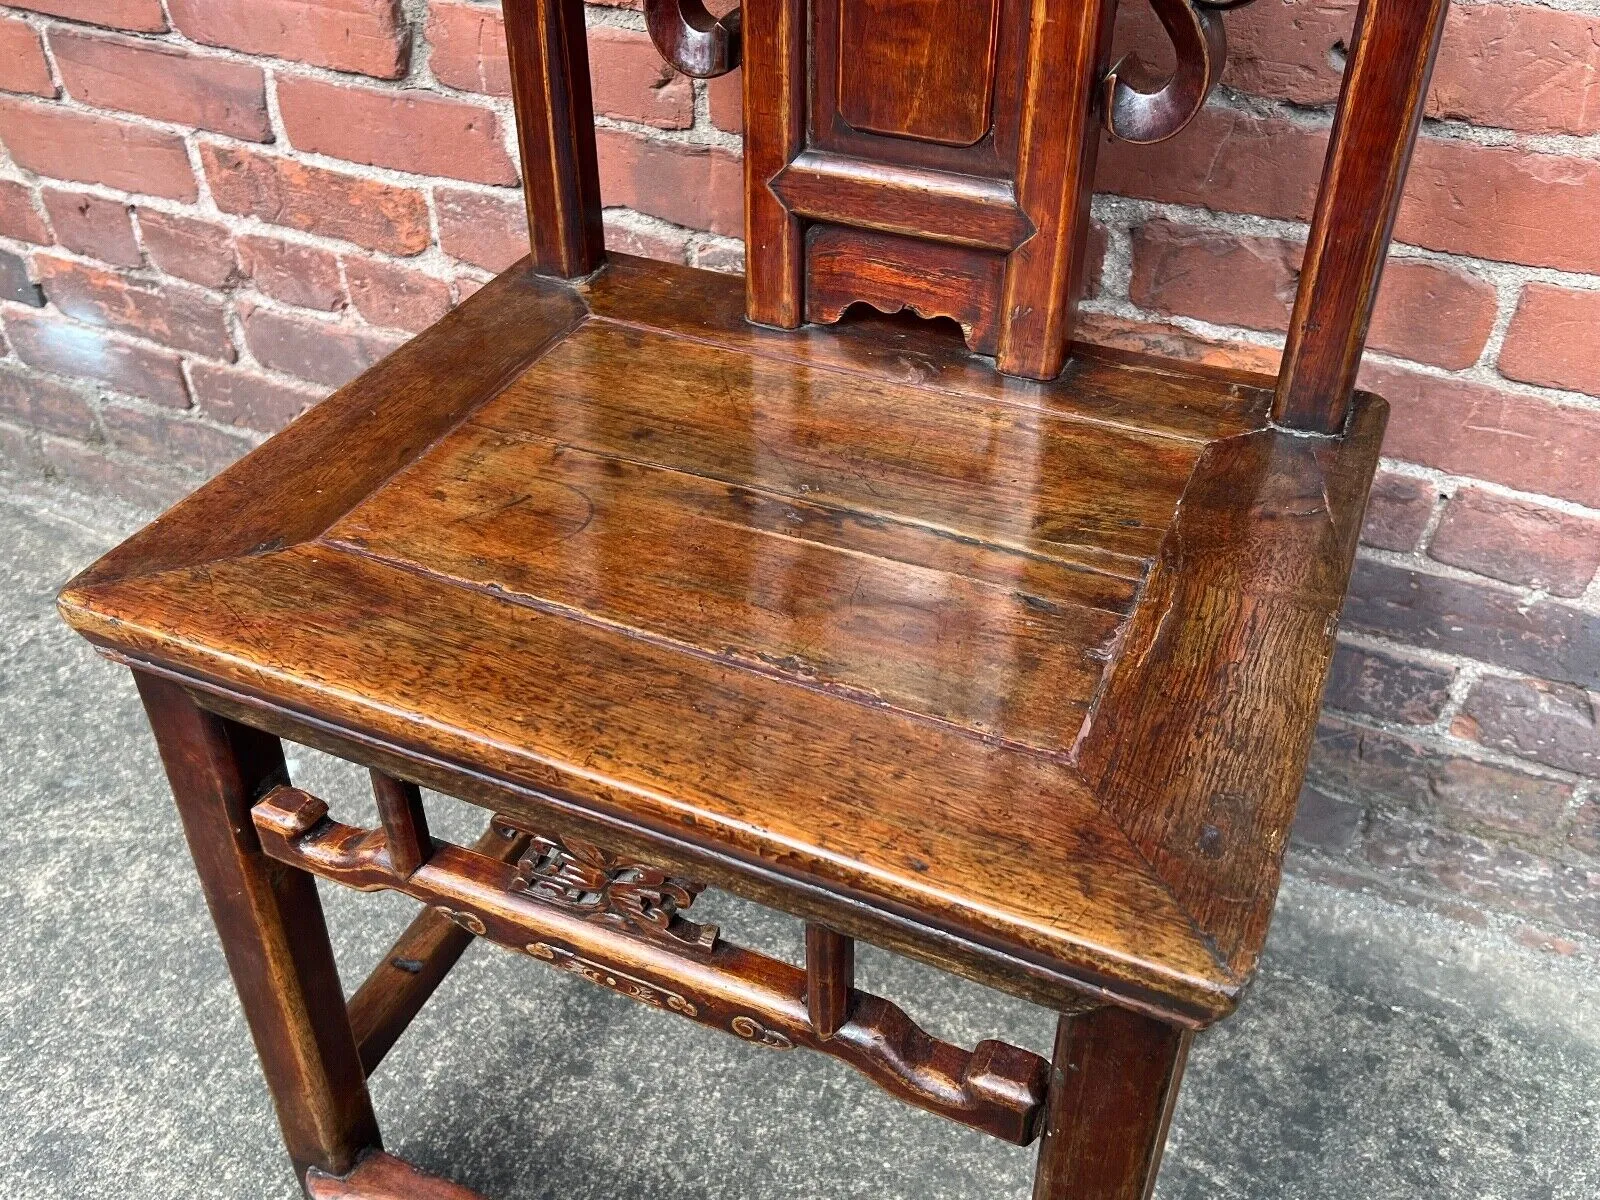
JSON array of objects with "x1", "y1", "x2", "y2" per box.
[{"x1": 58, "y1": 0, "x2": 1450, "y2": 1195}]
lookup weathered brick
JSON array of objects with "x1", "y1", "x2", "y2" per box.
[
  {"x1": 7, "y1": 0, "x2": 166, "y2": 33},
  {"x1": 189, "y1": 362, "x2": 323, "y2": 432},
  {"x1": 435, "y1": 187, "x2": 528, "y2": 272},
  {"x1": 201, "y1": 143, "x2": 431, "y2": 256},
  {"x1": 1457, "y1": 676, "x2": 1600, "y2": 779},
  {"x1": 0, "y1": 99, "x2": 196, "y2": 200},
  {"x1": 588, "y1": 26, "x2": 694, "y2": 129},
  {"x1": 0, "y1": 363, "x2": 95, "y2": 439},
  {"x1": 51, "y1": 29, "x2": 271, "y2": 142},
  {"x1": 1128, "y1": 220, "x2": 1495, "y2": 370},
  {"x1": 708, "y1": 71, "x2": 741, "y2": 133},
  {"x1": 237, "y1": 235, "x2": 346, "y2": 312},
  {"x1": 32, "y1": 255, "x2": 235, "y2": 361},
  {"x1": 596, "y1": 128, "x2": 743, "y2": 238},
  {"x1": 137, "y1": 209, "x2": 237, "y2": 289},
  {"x1": 1428, "y1": 4, "x2": 1600, "y2": 137},
  {"x1": 426, "y1": 0, "x2": 510, "y2": 94},
  {"x1": 1499, "y1": 284, "x2": 1600, "y2": 398},
  {"x1": 1571, "y1": 799, "x2": 1600, "y2": 858},
  {"x1": 1076, "y1": 311, "x2": 1283, "y2": 376},
  {"x1": 0, "y1": 15, "x2": 56, "y2": 98},
  {"x1": 343, "y1": 257, "x2": 452, "y2": 333},
  {"x1": 101, "y1": 402, "x2": 253, "y2": 476},
  {"x1": 277, "y1": 76, "x2": 518, "y2": 186},
  {"x1": 0, "y1": 180, "x2": 50, "y2": 244},
  {"x1": 1363, "y1": 811, "x2": 1600, "y2": 932},
  {"x1": 1324, "y1": 642, "x2": 1454, "y2": 726},
  {"x1": 0, "y1": 249, "x2": 44, "y2": 307},
  {"x1": 1343, "y1": 558, "x2": 1600, "y2": 691},
  {"x1": 1360, "y1": 471, "x2": 1437, "y2": 553},
  {"x1": 4, "y1": 307, "x2": 189, "y2": 406},
  {"x1": 167, "y1": 0, "x2": 407, "y2": 80},
  {"x1": 1310, "y1": 715, "x2": 1573, "y2": 839},
  {"x1": 1366, "y1": 364, "x2": 1600, "y2": 510},
  {"x1": 239, "y1": 303, "x2": 404, "y2": 389},
  {"x1": 1428, "y1": 488, "x2": 1600, "y2": 597},
  {"x1": 41, "y1": 189, "x2": 140, "y2": 268},
  {"x1": 1290, "y1": 782, "x2": 1364, "y2": 856},
  {"x1": 602, "y1": 214, "x2": 691, "y2": 266}
]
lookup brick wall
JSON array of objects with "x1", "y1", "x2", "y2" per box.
[{"x1": 1, "y1": 0, "x2": 1596, "y2": 945}]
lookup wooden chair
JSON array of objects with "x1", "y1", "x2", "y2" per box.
[{"x1": 58, "y1": 0, "x2": 1450, "y2": 1195}]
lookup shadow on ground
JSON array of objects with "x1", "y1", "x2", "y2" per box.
[{"x1": 3, "y1": 486, "x2": 1596, "y2": 1199}]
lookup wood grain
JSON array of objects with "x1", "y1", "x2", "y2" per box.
[{"x1": 306, "y1": 1152, "x2": 488, "y2": 1200}]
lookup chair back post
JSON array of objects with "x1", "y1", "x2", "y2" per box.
[
  {"x1": 1272, "y1": 0, "x2": 1451, "y2": 433},
  {"x1": 504, "y1": 0, "x2": 607, "y2": 278}
]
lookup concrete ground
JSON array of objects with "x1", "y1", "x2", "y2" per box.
[{"x1": 2, "y1": 479, "x2": 1597, "y2": 1200}]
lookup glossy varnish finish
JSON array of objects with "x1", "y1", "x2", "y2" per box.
[{"x1": 58, "y1": 0, "x2": 1458, "y2": 1193}]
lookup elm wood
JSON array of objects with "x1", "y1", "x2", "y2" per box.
[
  {"x1": 502, "y1": 0, "x2": 604, "y2": 277},
  {"x1": 347, "y1": 820, "x2": 531, "y2": 1076},
  {"x1": 134, "y1": 673, "x2": 380, "y2": 1179},
  {"x1": 307, "y1": 1152, "x2": 488, "y2": 1200},
  {"x1": 770, "y1": 152, "x2": 1033, "y2": 252},
  {"x1": 835, "y1": 0, "x2": 1003, "y2": 147},
  {"x1": 254, "y1": 786, "x2": 1052, "y2": 1144},
  {"x1": 741, "y1": 0, "x2": 806, "y2": 328},
  {"x1": 370, "y1": 769, "x2": 431, "y2": 878},
  {"x1": 1273, "y1": 0, "x2": 1451, "y2": 432},
  {"x1": 805, "y1": 226, "x2": 1005, "y2": 354},
  {"x1": 643, "y1": 0, "x2": 742, "y2": 77},
  {"x1": 994, "y1": 0, "x2": 1119, "y2": 380},
  {"x1": 1078, "y1": 394, "x2": 1387, "y2": 978},
  {"x1": 805, "y1": 924, "x2": 855, "y2": 1039},
  {"x1": 1031, "y1": 1007, "x2": 1191, "y2": 1200},
  {"x1": 1103, "y1": 0, "x2": 1225, "y2": 145}
]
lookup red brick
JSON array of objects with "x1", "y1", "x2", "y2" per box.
[
  {"x1": 200, "y1": 143, "x2": 431, "y2": 256},
  {"x1": 1290, "y1": 783, "x2": 1364, "y2": 855},
  {"x1": 33, "y1": 255, "x2": 234, "y2": 361},
  {"x1": 277, "y1": 76, "x2": 517, "y2": 185},
  {"x1": 137, "y1": 209, "x2": 237, "y2": 289},
  {"x1": 436, "y1": 187, "x2": 528, "y2": 272},
  {"x1": 237, "y1": 235, "x2": 346, "y2": 312},
  {"x1": 602, "y1": 214, "x2": 691, "y2": 266},
  {"x1": 1324, "y1": 643, "x2": 1454, "y2": 726},
  {"x1": 239, "y1": 303, "x2": 404, "y2": 388},
  {"x1": 453, "y1": 274, "x2": 487, "y2": 301},
  {"x1": 167, "y1": 0, "x2": 407, "y2": 80},
  {"x1": 692, "y1": 239, "x2": 744, "y2": 275},
  {"x1": 41, "y1": 189, "x2": 140, "y2": 268},
  {"x1": 343, "y1": 257, "x2": 452, "y2": 333},
  {"x1": 7, "y1": 0, "x2": 166, "y2": 33},
  {"x1": 1428, "y1": 488, "x2": 1600, "y2": 598},
  {"x1": 1210, "y1": 0, "x2": 1347, "y2": 107},
  {"x1": 4, "y1": 307, "x2": 189, "y2": 406},
  {"x1": 1130, "y1": 220, "x2": 1494, "y2": 370},
  {"x1": 0, "y1": 15, "x2": 56, "y2": 98},
  {"x1": 1499, "y1": 284, "x2": 1600, "y2": 398},
  {"x1": 0, "y1": 180, "x2": 50, "y2": 244},
  {"x1": 1457, "y1": 676, "x2": 1600, "y2": 779},
  {"x1": 51, "y1": 30, "x2": 271, "y2": 142},
  {"x1": 189, "y1": 361, "x2": 323, "y2": 432},
  {"x1": 1344, "y1": 558, "x2": 1600, "y2": 691},
  {"x1": 1570, "y1": 799, "x2": 1600, "y2": 857},
  {"x1": 1360, "y1": 471, "x2": 1437, "y2": 552},
  {"x1": 1310, "y1": 715, "x2": 1573, "y2": 839},
  {"x1": 708, "y1": 71, "x2": 741, "y2": 133},
  {"x1": 1075, "y1": 312, "x2": 1282, "y2": 376},
  {"x1": 588, "y1": 26, "x2": 694, "y2": 129},
  {"x1": 0, "y1": 99, "x2": 196, "y2": 200},
  {"x1": 0, "y1": 248, "x2": 44, "y2": 307},
  {"x1": 101, "y1": 402, "x2": 253, "y2": 476},
  {"x1": 0, "y1": 362, "x2": 95, "y2": 439},
  {"x1": 1366, "y1": 364, "x2": 1600, "y2": 510},
  {"x1": 1429, "y1": 4, "x2": 1600, "y2": 137},
  {"x1": 426, "y1": 0, "x2": 511, "y2": 94},
  {"x1": 596, "y1": 129, "x2": 742, "y2": 238}
]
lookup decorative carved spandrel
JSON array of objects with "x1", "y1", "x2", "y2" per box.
[{"x1": 510, "y1": 831, "x2": 720, "y2": 954}]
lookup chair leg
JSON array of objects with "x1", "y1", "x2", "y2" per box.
[
  {"x1": 1031, "y1": 1005, "x2": 1192, "y2": 1200},
  {"x1": 136, "y1": 672, "x2": 381, "y2": 1184}
]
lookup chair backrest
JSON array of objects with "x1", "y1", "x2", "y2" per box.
[{"x1": 501, "y1": 0, "x2": 1450, "y2": 435}]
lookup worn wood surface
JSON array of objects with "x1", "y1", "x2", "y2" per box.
[{"x1": 306, "y1": 1152, "x2": 489, "y2": 1200}]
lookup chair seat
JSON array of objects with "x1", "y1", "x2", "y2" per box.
[{"x1": 59, "y1": 255, "x2": 1384, "y2": 1026}]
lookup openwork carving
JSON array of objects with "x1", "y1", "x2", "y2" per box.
[
  {"x1": 1104, "y1": 0, "x2": 1257, "y2": 144},
  {"x1": 511, "y1": 832, "x2": 720, "y2": 954}
]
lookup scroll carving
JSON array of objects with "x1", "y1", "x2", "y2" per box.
[
  {"x1": 1103, "y1": 0, "x2": 1254, "y2": 144},
  {"x1": 511, "y1": 831, "x2": 720, "y2": 954},
  {"x1": 644, "y1": 0, "x2": 742, "y2": 78}
]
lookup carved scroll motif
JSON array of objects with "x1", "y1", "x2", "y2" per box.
[
  {"x1": 1104, "y1": 0, "x2": 1256, "y2": 144},
  {"x1": 511, "y1": 832, "x2": 720, "y2": 954},
  {"x1": 644, "y1": 0, "x2": 742, "y2": 78}
]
